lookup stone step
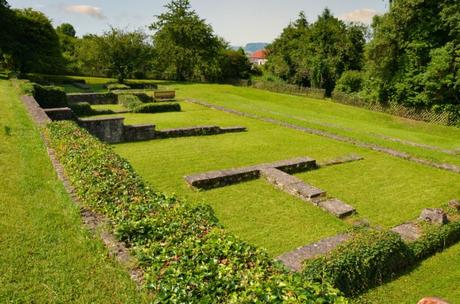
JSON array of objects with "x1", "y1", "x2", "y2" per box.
[
  {"x1": 220, "y1": 126, "x2": 247, "y2": 133},
  {"x1": 318, "y1": 199, "x2": 356, "y2": 218},
  {"x1": 277, "y1": 234, "x2": 351, "y2": 271},
  {"x1": 260, "y1": 168, "x2": 326, "y2": 201}
]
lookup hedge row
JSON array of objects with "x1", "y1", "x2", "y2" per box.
[
  {"x1": 118, "y1": 94, "x2": 143, "y2": 110},
  {"x1": 132, "y1": 102, "x2": 181, "y2": 113},
  {"x1": 45, "y1": 121, "x2": 346, "y2": 303},
  {"x1": 68, "y1": 102, "x2": 114, "y2": 117},
  {"x1": 20, "y1": 80, "x2": 68, "y2": 108},
  {"x1": 303, "y1": 218, "x2": 460, "y2": 297}
]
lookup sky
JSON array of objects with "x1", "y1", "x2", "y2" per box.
[{"x1": 8, "y1": 0, "x2": 390, "y2": 46}]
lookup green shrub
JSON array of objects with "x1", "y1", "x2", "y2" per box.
[
  {"x1": 107, "y1": 83, "x2": 131, "y2": 91},
  {"x1": 334, "y1": 71, "x2": 365, "y2": 94},
  {"x1": 410, "y1": 221, "x2": 460, "y2": 260},
  {"x1": 18, "y1": 80, "x2": 36, "y2": 95},
  {"x1": 68, "y1": 102, "x2": 94, "y2": 116},
  {"x1": 118, "y1": 94, "x2": 143, "y2": 110},
  {"x1": 32, "y1": 84, "x2": 68, "y2": 108},
  {"x1": 132, "y1": 102, "x2": 181, "y2": 113},
  {"x1": 45, "y1": 121, "x2": 346, "y2": 303},
  {"x1": 303, "y1": 230, "x2": 413, "y2": 297}
]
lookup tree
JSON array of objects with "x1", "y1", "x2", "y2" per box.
[
  {"x1": 76, "y1": 28, "x2": 153, "y2": 82},
  {"x1": 10, "y1": 8, "x2": 64, "y2": 74},
  {"x1": 266, "y1": 9, "x2": 365, "y2": 95},
  {"x1": 364, "y1": 0, "x2": 460, "y2": 107},
  {"x1": 220, "y1": 48, "x2": 252, "y2": 81},
  {"x1": 56, "y1": 23, "x2": 76, "y2": 37},
  {"x1": 150, "y1": 0, "x2": 224, "y2": 81}
]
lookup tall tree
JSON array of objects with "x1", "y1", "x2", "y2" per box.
[
  {"x1": 150, "y1": 0, "x2": 224, "y2": 81},
  {"x1": 365, "y1": 0, "x2": 460, "y2": 106},
  {"x1": 266, "y1": 9, "x2": 365, "y2": 95},
  {"x1": 11, "y1": 8, "x2": 64, "y2": 74}
]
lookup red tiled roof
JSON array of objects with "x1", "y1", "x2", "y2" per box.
[{"x1": 251, "y1": 50, "x2": 267, "y2": 59}]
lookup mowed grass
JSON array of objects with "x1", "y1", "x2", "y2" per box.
[
  {"x1": 354, "y1": 242, "x2": 460, "y2": 303},
  {"x1": 112, "y1": 101, "x2": 460, "y2": 255},
  {"x1": 0, "y1": 80, "x2": 147, "y2": 303},
  {"x1": 173, "y1": 83, "x2": 460, "y2": 166}
]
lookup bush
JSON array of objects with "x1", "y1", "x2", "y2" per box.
[
  {"x1": 303, "y1": 230, "x2": 413, "y2": 297},
  {"x1": 69, "y1": 102, "x2": 93, "y2": 116},
  {"x1": 334, "y1": 71, "x2": 364, "y2": 94},
  {"x1": 132, "y1": 102, "x2": 181, "y2": 113},
  {"x1": 32, "y1": 84, "x2": 68, "y2": 108},
  {"x1": 118, "y1": 94, "x2": 142, "y2": 110},
  {"x1": 45, "y1": 121, "x2": 346, "y2": 303},
  {"x1": 107, "y1": 83, "x2": 131, "y2": 91}
]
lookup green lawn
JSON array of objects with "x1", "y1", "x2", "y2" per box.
[
  {"x1": 109, "y1": 100, "x2": 460, "y2": 256},
  {"x1": 354, "y1": 242, "x2": 460, "y2": 303},
  {"x1": 0, "y1": 79, "x2": 148, "y2": 303},
  {"x1": 173, "y1": 84, "x2": 460, "y2": 166}
]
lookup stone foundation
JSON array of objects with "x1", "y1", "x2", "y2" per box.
[
  {"x1": 67, "y1": 92, "x2": 117, "y2": 104},
  {"x1": 78, "y1": 117, "x2": 125, "y2": 143},
  {"x1": 44, "y1": 107, "x2": 76, "y2": 121}
]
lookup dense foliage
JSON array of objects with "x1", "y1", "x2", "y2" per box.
[
  {"x1": 303, "y1": 217, "x2": 460, "y2": 297},
  {"x1": 362, "y1": 0, "x2": 460, "y2": 107},
  {"x1": 45, "y1": 121, "x2": 347, "y2": 303},
  {"x1": 266, "y1": 10, "x2": 366, "y2": 95},
  {"x1": 0, "y1": 6, "x2": 64, "y2": 74},
  {"x1": 132, "y1": 102, "x2": 181, "y2": 113}
]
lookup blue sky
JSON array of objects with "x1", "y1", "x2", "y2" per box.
[{"x1": 8, "y1": 0, "x2": 389, "y2": 45}]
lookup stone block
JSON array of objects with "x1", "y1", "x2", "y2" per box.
[
  {"x1": 77, "y1": 117, "x2": 125, "y2": 143},
  {"x1": 123, "y1": 124, "x2": 156, "y2": 142},
  {"x1": 277, "y1": 234, "x2": 350, "y2": 271},
  {"x1": 448, "y1": 199, "x2": 460, "y2": 211},
  {"x1": 419, "y1": 208, "x2": 448, "y2": 225},
  {"x1": 220, "y1": 126, "x2": 247, "y2": 133},
  {"x1": 44, "y1": 107, "x2": 76, "y2": 121},
  {"x1": 318, "y1": 199, "x2": 355, "y2": 218},
  {"x1": 391, "y1": 222, "x2": 422, "y2": 242}
]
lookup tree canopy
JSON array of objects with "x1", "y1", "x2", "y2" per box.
[
  {"x1": 266, "y1": 9, "x2": 366, "y2": 95},
  {"x1": 150, "y1": 0, "x2": 225, "y2": 81}
]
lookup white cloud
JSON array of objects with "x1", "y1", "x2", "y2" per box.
[
  {"x1": 64, "y1": 5, "x2": 106, "y2": 20},
  {"x1": 339, "y1": 9, "x2": 379, "y2": 24}
]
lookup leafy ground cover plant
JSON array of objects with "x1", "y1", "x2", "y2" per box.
[{"x1": 45, "y1": 121, "x2": 346, "y2": 303}]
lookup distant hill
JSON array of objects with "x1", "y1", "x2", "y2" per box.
[
  {"x1": 230, "y1": 42, "x2": 269, "y2": 53},
  {"x1": 244, "y1": 42, "x2": 268, "y2": 53}
]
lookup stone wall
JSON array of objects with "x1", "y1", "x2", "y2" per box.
[
  {"x1": 78, "y1": 117, "x2": 125, "y2": 143},
  {"x1": 44, "y1": 108, "x2": 76, "y2": 121},
  {"x1": 124, "y1": 124, "x2": 156, "y2": 142}
]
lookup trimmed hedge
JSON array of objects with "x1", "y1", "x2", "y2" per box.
[
  {"x1": 68, "y1": 102, "x2": 93, "y2": 116},
  {"x1": 118, "y1": 94, "x2": 143, "y2": 110},
  {"x1": 45, "y1": 121, "x2": 346, "y2": 304},
  {"x1": 30, "y1": 83, "x2": 68, "y2": 108},
  {"x1": 132, "y1": 102, "x2": 181, "y2": 113},
  {"x1": 303, "y1": 230, "x2": 413, "y2": 297},
  {"x1": 302, "y1": 219, "x2": 460, "y2": 297}
]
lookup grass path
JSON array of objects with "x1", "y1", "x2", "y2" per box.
[{"x1": 0, "y1": 80, "x2": 147, "y2": 303}]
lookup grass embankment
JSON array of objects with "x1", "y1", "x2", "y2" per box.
[
  {"x1": 0, "y1": 79, "x2": 147, "y2": 303},
  {"x1": 355, "y1": 242, "x2": 460, "y2": 303}
]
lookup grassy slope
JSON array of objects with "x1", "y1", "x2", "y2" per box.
[
  {"x1": 0, "y1": 80, "x2": 146, "y2": 303},
  {"x1": 112, "y1": 102, "x2": 460, "y2": 256},
  {"x1": 354, "y1": 242, "x2": 460, "y2": 303},
  {"x1": 173, "y1": 84, "x2": 460, "y2": 166}
]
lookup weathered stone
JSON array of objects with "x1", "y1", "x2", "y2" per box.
[
  {"x1": 391, "y1": 222, "x2": 422, "y2": 242},
  {"x1": 220, "y1": 126, "x2": 247, "y2": 133},
  {"x1": 448, "y1": 199, "x2": 460, "y2": 211},
  {"x1": 154, "y1": 90, "x2": 176, "y2": 100},
  {"x1": 417, "y1": 297, "x2": 450, "y2": 304},
  {"x1": 318, "y1": 199, "x2": 355, "y2": 218},
  {"x1": 44, "y1": 107, "x2": 76, "y2": 121},
  {"x1": 419, "y1": 208, "x2": 449, "y2": 225},
  {"x1": 277, "y1": 234, "x2": 351, "y2": 271},
  {"x1": 319, "y1": 154, "x2": 363, "y2": 167},
  {"x1": 78, "y1": 117, "x2": 125, "y2": 143},
  {"x1": 156, "y1": 126, "x2": 221, "y2": 138},
  {"x1": 123, "y1": 124, "x2": 156, "y2": 142},
  {"x1": 185, "y1": 157, "x2": 319, "y2": 190},
  {"x1": 21, "y1": 96, "x2": 51, "y2": 126}
]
